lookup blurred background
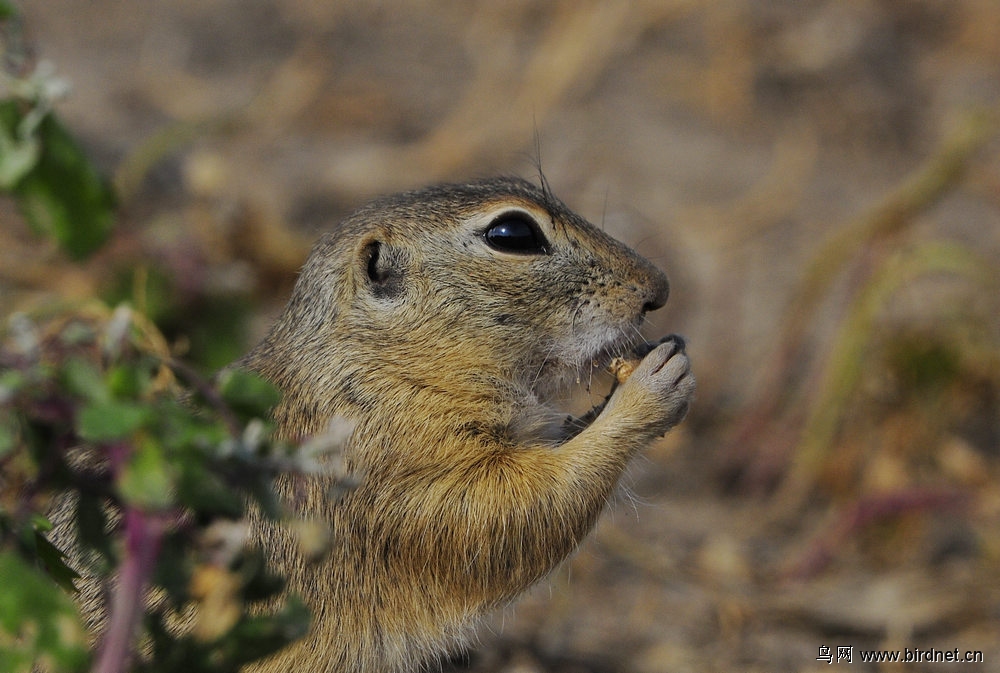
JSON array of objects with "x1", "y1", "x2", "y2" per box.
[{"x1": 3, "y1": 1, "x2": 999, "y2": 671}]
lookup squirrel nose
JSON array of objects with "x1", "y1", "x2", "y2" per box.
[{"x1": 640, "y1": 267, "x2": 670, "y2": 314}]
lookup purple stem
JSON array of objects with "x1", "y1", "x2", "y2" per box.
[
  {"x1": 91, "y1": 507, "x2": 166, "y2": 673},
  {"x1": 782, "y1": 487, "x2": 967, "y2": 581}
]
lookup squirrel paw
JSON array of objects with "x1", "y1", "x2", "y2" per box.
[{"x1": 608, "y1": 334, "x2": 695, "y2": 436}]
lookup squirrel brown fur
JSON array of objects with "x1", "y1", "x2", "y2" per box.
[{"x1": 237, "y1": 176, "x2": 695, "y2": 672}]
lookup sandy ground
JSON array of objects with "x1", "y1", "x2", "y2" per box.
[{"x1": 4, "y1": 1, "x2": 1000, "y2": 671}]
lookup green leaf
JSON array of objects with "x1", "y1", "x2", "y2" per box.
[
  {"x1": 106, "y1": 362, "x2": 152, "y2": 400},
  {"x1": 11, "y1": 518, "x2": 82, "y2": 594},
  {"x1": 9, "y1": 108, "x2": 116, "y2": 260},
  {"x1": 0, "y1": 551, "x2": 90, "y2": 673},
  {"x1": 0, "y1": 119, "x2": 40, "y2": 189},
  {"x1": 33, "y1": 530, "x2": 81, "y2": 593},
  {"x1": 241, "y1": 472, "x2": 284, "y2": 520},
  {"x1": 176, "y1": 461, "x2": 243, "y2": 518},
  {"x1": 223, "y1": 597, "x2": 310, "y2": 667},
  {"x1": 117, "y1": 440, "x2": 174, "y2": 509},
  {"x1": 30, "y1": 514, "x2": 54, "y2": 533},
  {"x1": 236, "y1": 548, "x2": 285, "y2": 603},
  {"x1": 140, "y1": 621, "x2": 212, "y2": 673},
  {"x1": 0, "y1": 367, "x2": 28, "y2": 398},
  {"x1": 60, "y1": 357, "x2": 109, "y2": 404},
  {"x1": 149, "y1": 532, "x2": 190, "y2": 608},
  {"x1": 0, "y1": 415, "x2": 16, "y2": 458},
  {"x1": 77, "y1": 400, "x2": 149, "y2": 441},
  {"x1": 74, "y1": 491, "x2": 114, "y2": 566},
  {"x1": 157, "y1": 401, "x2": 227, "y2": 454},
  {"x1": 0, "y1": 1, "x2": 17, "y2": 20},
  {"x1": 216, "y1": 369, "x2": 282, "y2": 420}
]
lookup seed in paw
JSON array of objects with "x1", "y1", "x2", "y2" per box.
[{"x1": 608, "y1": 356, "x2": 641, "y2": 384}]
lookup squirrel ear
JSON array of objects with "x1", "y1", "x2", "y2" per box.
[{"x1": 364, "y1": 241, "x2": 404, "y2": 299}]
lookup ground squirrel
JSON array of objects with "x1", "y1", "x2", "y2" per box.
[{"x1": 241, "y1": 176, "x2": 695, "y2": 672}]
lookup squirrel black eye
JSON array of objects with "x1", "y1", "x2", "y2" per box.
[{"x1": 483, "y1": 214, "x2": 549, "y2": 254}]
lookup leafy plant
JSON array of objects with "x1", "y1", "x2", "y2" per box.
[
  {"x1": 0, "y1": 304, "x2": 342, "y2": 673},
  {"x1": 0, "y1": 6, "x2": 343, "y2": 672},
  {"x1": 0, "y1": 10, "x2": 115, "y2": 260}
]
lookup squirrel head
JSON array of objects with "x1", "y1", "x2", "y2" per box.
[{"x1": 247, "y1": 177, "x2": 669, "y2": 437}]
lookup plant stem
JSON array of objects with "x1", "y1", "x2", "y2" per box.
[{"x1": 91, "y1": 508, "x2": 166, "y2": 673}]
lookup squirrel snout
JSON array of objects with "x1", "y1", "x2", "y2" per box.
[{"x1": 640, "y1": 267, "x2": 670, "y2": 315}]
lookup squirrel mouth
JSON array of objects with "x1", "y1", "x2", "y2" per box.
[
  {"x1": 532, "y1": 329, "x2": 643, "y2": 398},
  {"x1": 585, "y1": 341, "x2": 640, "y2": 379},
  {"x1": 587, "y1": 324, "x2": 647, "y2": 369}
]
